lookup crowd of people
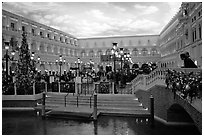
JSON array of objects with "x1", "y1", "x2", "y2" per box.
[
  {"x1": 165, "y1": 69, "x2": 202, "y2": 102},
  {"x1": 2, "y1": 62, "x2": 159, "y2": 95}
]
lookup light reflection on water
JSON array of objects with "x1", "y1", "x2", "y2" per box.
[{"x1": 2, "y1": 111, "x2": 200, "y2": 135}]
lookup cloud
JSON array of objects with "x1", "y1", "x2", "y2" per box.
[
  {"x1": 3, "y1": 2, "x2": 176, "y2": 38},
  {"x1": 86, "y1": 9, "x2": 111, "y2": 21},
  {"x1": 54, "y1": 15, "x2": 73, "y2": 24},
  {"x1": 129, "y1": 19, "x2": 160, "y2": 29},
  {"x1": 134, "y1": 4, "x2": 159, "y2": 15},
  {"x1": 44, "y1": 14, "x2": 56, "y2": 20},
  {"x1": 32, "y1": 14, "x2": 51, "y2": 25},
  {"x1": 113, "y1": 6, "x2": 126, "y2": 12}
]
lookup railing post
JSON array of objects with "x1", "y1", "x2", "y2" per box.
[
  {"x1": 77, "y1": 96, "x2": 79, "y2": 107},
  {"x1": 77, "y1": 83, "x2": 80, "y2": 95},
  {"x1": 93, "y1": 93, "x2": 97, "y2": 120},
  {"x1": 112, "y1": 82, "x2": 115, "y2": 94},
  {"x1": 95, "y1": 83, "x2": 99, "y2": 94},
  {"x1": 33, "y1": 82, "x2": 36, "y2": 95},
  {"x1": 14, "y1": 83, "x2": 17, "y2": 95},
  {"x1": 45, "y1": 82, "x2": 47, "y2": 93},
  {"x1": 58, "y1": 82, "x2": 60, "y2": 93},
  {"x1": 75, "y1": 82, "x2": 77, "y2": 95},
  {"x1": 150, "y1": 94, "x2": 154, "y2": 127},
  {"x1": 42, "y1": 92, "x2": 46, "y2": 119},
  {"x1": 65, "y1": 96, "x2": 66, "y2": 107}
]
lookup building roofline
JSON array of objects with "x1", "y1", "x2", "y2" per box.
[
  {"x1": 78, "y1": 34, "x2": 159, "y2": 40},
  {"x1": 2, "y1": 9, "x2": 77, "y2": 39},
  {"x1": 159, "y1": 10, "x2": 181, "y2": 35}
]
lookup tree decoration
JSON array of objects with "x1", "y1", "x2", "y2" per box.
[{"x1": 15, "y1": 32, "x2": 37, "y2": 95}]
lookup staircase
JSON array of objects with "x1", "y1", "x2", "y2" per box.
[{"x1": 36, "y1": 92, "x2": 150, "y2": 117}]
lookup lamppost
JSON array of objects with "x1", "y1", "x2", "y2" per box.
[
  {"x1": 3, "y1": 42, "x2": 15, "y2": 83},
  {"x1": 30, "y1": 52, "x2": 41, "y2": 72},
  {"x1": 56, "y1": 55, "x2": 66, "y2": 82},
  {"x1": 111, "y1": 42, "x2": 119, "y2": 94},
  {"x1": 75, "y1": 57, "x2": 82, "y2": 77},
  {"x1": 118, "y1": 48, "x2": 124, "y2": 72}
]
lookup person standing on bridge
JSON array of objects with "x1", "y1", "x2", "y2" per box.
[{"x1": 180, "y1": 53, "x2": 197, "y2": 68}]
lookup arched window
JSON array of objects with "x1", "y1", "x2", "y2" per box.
[
  {"x1": 54, "y1": 46, "x2": 58, "y2": 55},
  {"x1": 65, "y1": 48, "x2": 69, "y2": 56},
  {"x1": 151, "y1": 48, "x2": 157, "y2": 56},
  {"x1": 81, "y1": 50, "x2": 86, "y2": 57},
  {"x1": 132, "y1": 48, "x2": 138, "y2": 56},
  {"x1": 70, "y1": 49, "x2": 73, "y2": 56},
  {"x1": 74, "y1": 49, "x2": 77, "y2": 57},
  {"x1": 199, "y1": 24, "x2": 202, "y2": 39},
  {"x1": 89, "y1": 50, "x2": 94, "y2": 57},
  {"x1": 124, "y1": 48, "x2": 129, "y2": 54},
  {"x1": 106, "y1": 49, "x2": 111, "y2": 55},
  {"x1": 142, "y1": 48, "x2": 148, "y2": 56},
  {"x1": 97, "y1": 50, "x2": 102, "y2": 57},
  {"x1": 40, "y1": 43, "x2": 44, "y2": 53},
  {"x1": 31, "y1": 41, "x2": 37, "y2": 52},
  {"x1": 47, "y1": 45, "x2": 52, "y2": 54},
  {"x1": 60, "y1": 47, "x2": 63, "y2": 55},
  {"x1": 120, "y1": 40, "x2": 124, "y2": 47}
]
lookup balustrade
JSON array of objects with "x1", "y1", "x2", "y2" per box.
[
  {"x1": 131, "y1": 67, "x2": 202, "y2": 102},
  {"x1": 3, "y1": 82, "x2": 47, "y2": 95}
]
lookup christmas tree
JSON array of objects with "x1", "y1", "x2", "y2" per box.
[{"x1": 15, "y1": 32, "x2": 37, "y2": 95}]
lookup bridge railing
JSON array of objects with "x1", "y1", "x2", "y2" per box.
[
  {"x1": 131, "y1": 67, "x2": 202, "y2": 95},
  {"x1": 131, "y1": 67, "x2": 167, "y2": 93}
]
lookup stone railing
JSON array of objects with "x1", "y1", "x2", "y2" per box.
[
  {"x1": 2, "y1": 82, "x2": 47, "y2": 96},
  {"x1": 131, "y1": 67, "x2": 202, "y2": 94}
]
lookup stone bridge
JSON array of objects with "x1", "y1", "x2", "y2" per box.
[{"x1": 131, "y1": 68, "x2": 202, "y2": 134}]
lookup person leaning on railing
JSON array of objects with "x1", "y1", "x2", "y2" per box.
[{"x1": 180, "y1": 52, "x2": 197, "y2": 68}]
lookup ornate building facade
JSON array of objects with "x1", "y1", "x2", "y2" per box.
[
  {"x1": 78, "y1": 35, "x2": 160, "y2": 70},
  {"x1": 2, "y1": 10, "x2": 79, "y2": 75},
  {"x1": 2, "y1": 2, "x2": 202, "y2": 75},
  {"x1": 159, "y1": 2, "x2": 202, "y2": 68}
]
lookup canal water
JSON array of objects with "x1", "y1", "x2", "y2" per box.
[{"x1": 2, "y1": 111, "x2": 200, "y2": 135}]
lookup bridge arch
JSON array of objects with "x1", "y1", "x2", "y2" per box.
[{"x1": 167, "y1": 103, "x2": 194, "y2": 123}]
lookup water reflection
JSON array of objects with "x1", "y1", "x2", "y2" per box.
[
  {"x1": 2, "y1": 111, "x2": 200, "y2": 135},
  {"x1": 93, "y1": 121, "x2": 98, "y2": 135}
]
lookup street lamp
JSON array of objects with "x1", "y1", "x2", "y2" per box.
[
  {"x1": 5, "y1": 42, "x2": 10, "y2": 83},
  {"x1": 75, "y1": 57, "x2": 82, "y2": 76},
  {"x1": 118, "y1": 48, "x2": 124, "y2": 72},
  {"x1": 4, "y1": 42, "x2": 16, "y2": 83},
  {"x1": 111, "y1": 42, "x2": 119, "y2": 94},
  {"x1": 37, "y1": 56, "x2": 41, "y2": 62},
  {"x1": 30, "y1": 52, "x2": 41, "y2": 72},
  {"x1": 56, "y1": 55, "x2": 65, "y2": 82}
]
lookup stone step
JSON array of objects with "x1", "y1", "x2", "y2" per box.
[
  {"x1": 46, "y1": 92, "x2": 135, "y2": 99},
  {"x1": 46, "y1": 98, "x2": 140, "y2": 104},
  {"x1": 98, "y1": 106, "x2": 148, "y2": 111},
  {"x1": 37, "y1": 104, "x2": 146, "y2": 112},
  {"x1": 46, "y1": 95, "x2": 138, "y2": 102},
  {"x1": 45, "y1": 101, "x2": 143, "y2": 109}
]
